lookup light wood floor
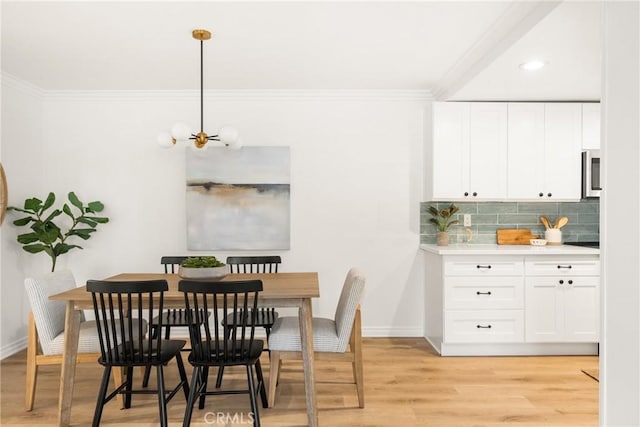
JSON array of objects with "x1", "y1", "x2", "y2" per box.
[{"x1": 0, "y1": 338, "x2": 598, "y2": 426}]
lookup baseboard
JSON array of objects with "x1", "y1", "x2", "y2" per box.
[{"x1": 0, "y1": 337, "x2": 27, "y2": 360}]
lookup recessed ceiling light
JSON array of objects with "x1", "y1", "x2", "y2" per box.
[{"x1": 519, "y1": 60, "x2": 546, "y2": 71}]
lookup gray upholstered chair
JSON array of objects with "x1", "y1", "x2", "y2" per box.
[
  {"x1": 267, "y1": 267, "x2": 366, "y2": 408},
  {"x1": 23, "y1": 270, "x2": 141, "y2": 410}
]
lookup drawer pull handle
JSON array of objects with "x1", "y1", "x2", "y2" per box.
[
  {"x1": 557, "y1": 265, "x2": 572, "y2": 269},
  {"x1": 568, "y1": 280, "x2": 573, "y2": 285},
  {"x1": 476, "y1": 265, "x2": 492, "y2": 269},
  {"x1": 476, "y1": 291, "x2": 492, "y2": 295},
  {"x1": 476, "y1": 324, "x2": 492, "y2": 329}
]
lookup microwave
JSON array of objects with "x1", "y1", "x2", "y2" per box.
[{"x1": 582, "y1": 150, "x2": 601, "y2": 198}]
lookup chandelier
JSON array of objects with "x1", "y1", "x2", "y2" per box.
[{"x1": 158, "y1": 29, "x2": 241, "y2": 150}]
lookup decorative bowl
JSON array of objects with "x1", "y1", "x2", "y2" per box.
[
  {"x1": 530, "y1": 239, "x2": 547, "y2": 246},
  {"x1": 178, "y1": 265, "x2": 229, "y2": 280}
]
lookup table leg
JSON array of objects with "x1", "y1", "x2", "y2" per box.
[
  {"x1": 58, "y1": 303, "x2": 80, "y2": 427},
  {"x1": 299, "y1": 298, "x2": 318, "y2": 426}
]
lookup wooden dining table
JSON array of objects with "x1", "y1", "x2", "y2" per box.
[{"x1": 49, "y1": 272, "x2": 321, "y2": 427}]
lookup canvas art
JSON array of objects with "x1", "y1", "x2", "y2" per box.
[{"x1": 186, "y1": 146, "x2": 290, "y2": 250}]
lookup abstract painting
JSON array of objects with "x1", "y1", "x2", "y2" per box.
[{"x1": 186, "y1": 146, "x2": 290, "y2": 250}]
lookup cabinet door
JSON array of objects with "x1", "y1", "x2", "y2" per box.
[
  {"x1": 432, "y1": 102, "x2": 468, "y2": 199},
  {"x1": 564, "y1": 277, "x2": 600, "y2": 342},
  {"x1": 582, "y1": 103, "x2": 601, "y2": 150},
  {"x1": 525, "y1": 277, "x2": 564, "y2": 342},
  {"x1": 507, "y1": 103, "x2": 545, "y2": 199},
  {"x1": 543, "y1": 103, "x2": 582, "y2": 200},
  {"x1": 468, "y1": 103, "x2": 508, "y2": 199}
]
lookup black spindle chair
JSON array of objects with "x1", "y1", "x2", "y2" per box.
[
  {"x1": 216, "y1": 255, "x2": 281, "y2": 387},
  {"x1": 143, "y1": 256, "x2": 212, "y2": 387},
  {"x1": 180, "y1": 279, "x2": 268, "y2": 427},
  {"x1": 87, "y1": 279, "x2": 189, "y2": 427}
]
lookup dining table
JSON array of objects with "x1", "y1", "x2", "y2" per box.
[{"x1": 49, "y1": 271, "x2": 321, "y2": 427}]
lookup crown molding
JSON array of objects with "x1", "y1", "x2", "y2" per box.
[
  {"x1": 0, "y1": 73, "x2": 45, "y2": 98},
  {"x1": 42, "y1": 89, "x2": 433, "y2": 103},
  {"x1": 432, "y1": 1, "x2": 561, "y2": 101}
]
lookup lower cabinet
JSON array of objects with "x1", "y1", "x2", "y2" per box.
[{"x1": 424, "y1": 251, "x2": 600, "y2": 356}]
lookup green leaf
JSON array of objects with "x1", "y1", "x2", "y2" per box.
[
  {"x1": 23, "y1": 244, "x2": 48, "y2": 254},
  {"x1": 12, "y1": 217, "x2": 33, "y2": 226},
  {"x1": 62, "y1": 204, "x2": 74, "y2": 218},
  {"x1": 54, "y1": 243, "x2": 82, "y2": 256},
  {"x1": 77, "y1": 217, "x2": 98, "y2": 227},
  {"x1": 43, "y1": 209, "x2": 63, "y2": 223},
  {"x1": 38, "y1": 223, "x2": 62, "y2": 244},
  {"x1": 42, "y1": 192, "x2": 56, "y2": 212},
  {"x1": 68, "y1": 192, "x2": 83, "y2": 211},
  {"x1": 68, "y1": 228, "x2": 96, "y2": 240},
  {"x1": 24, "y1": 197, "x2": 43, "y2": 212},
  {"x1": 17, "y1": 232, "x2": 41, "y2": 244},
  {"x1": 87, "y1": 201, "x2": 105, "y2": 212},
  {"x1": 89, "y1": 216, "x2": 109, "y2": 224}
]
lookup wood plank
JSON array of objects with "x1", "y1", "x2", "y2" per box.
[
  {"x1": 497, "y1": 228, "x2": 540, "y2": 245},
  {"x1": 1, "y1": 338, "x2": 598, "y2": 426}
]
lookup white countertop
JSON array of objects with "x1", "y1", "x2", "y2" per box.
[{"x1": 420, "y1": 243, "x2": 599, "y2": 256}]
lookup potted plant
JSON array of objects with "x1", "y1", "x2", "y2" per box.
[
  {"x1": 8, "y1": 192, "x2": 109, "y2": 271},
  {"x1": 428, "y1": 203, "x2": 460, "y2": 246},
  {"x1": 178, "y1": 256, "x2": 229, "y2": 279}
]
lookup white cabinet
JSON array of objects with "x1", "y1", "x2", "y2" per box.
[
  {"x1": 525, "y1": 257, "x2": 600, "y2": 343},
  {"x1": 507, "y1": 103, "x2": 582, "y2": 200},
  {"x1": 582, "y1": 103, "x2": 601, "y2": 149},
  {"x1": 424, "y1": 249, "x2": 600, "y2": 356},
  {"x1": 430, "y1": 102, "x2": 507, "y2": 200},
  {"x1": 442, "y1": 256, "x2": 524, "y2": 344}
]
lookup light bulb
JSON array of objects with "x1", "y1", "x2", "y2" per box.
[
  {"x1": 171, "y1": 122, "x2": 192, "y2": 141},
  {"x1": 157, "y1": 132, "x2": 175, "y2": 148},
  {"x1": 227, "y1": 136, "x2": 243, "y2": 150},
  {"x1": 218, "y1": 126, "x2": 239, "y2": 146}
]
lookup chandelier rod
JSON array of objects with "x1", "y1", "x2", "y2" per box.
[{"x1": 200, "y1": 35, "x2": 204, "y2": 135}]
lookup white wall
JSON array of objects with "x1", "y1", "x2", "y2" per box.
[
  {"x1": 0, "y1": 75, "x2": 46, "y2": 357},
  {"x1": 0, "y1": 85, "x2": 429, "y2": 356},
  {"x1": 600, "y1": 1, "x2": 640, "y2": 425}
]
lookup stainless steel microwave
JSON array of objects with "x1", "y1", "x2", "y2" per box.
[{"x1": 582, "y1": 150, "x2": 601, "y2": 198}]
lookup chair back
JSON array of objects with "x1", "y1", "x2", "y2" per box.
[
  {"x1": 87, "y1": 279, "x2": 168, "y2": 365},
  {"x1": 179, "y1": 279, "x2": 263, "y2": 364},
  {"x1": 160, "y1": 256, "x2": 189, "y2": 273},
  {"x1": 226, "y1": 256, "x2": 281, "y2": 273},
  {"x1": 334, "y1": 268, "x2": 366, "y2": 352},
  {"x1": 24, "y1": 270, "x2": 78, "y2": 355}
]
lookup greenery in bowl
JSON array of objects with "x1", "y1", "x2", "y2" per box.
[
  {"x1": 428, "y1": 203, "x2": 460, "y2": 232},
  {"x1": 181, "y1": 256, "x2": 225, "y2": 268}
]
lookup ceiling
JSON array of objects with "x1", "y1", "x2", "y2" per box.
[{"x1": 0, "y1": 1, "x2": 601, "y2": 100}]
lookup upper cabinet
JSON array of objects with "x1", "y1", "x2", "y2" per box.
[
  {"x1": 429, "y1": 102, "x2": 508, "y2": 201},
  {"x1": 428, "y1": 101, "x2": 590, "y2": 202},
  {"x1": 582, "y1": 103, "x2": 601, "y2": 149},
  {"x1": 508, "y1": 103, "x2": 582, "y2": 200}
]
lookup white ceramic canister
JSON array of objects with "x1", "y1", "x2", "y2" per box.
[{"x1": 545, "y1": 228, "x2": 562, "y2": 245}]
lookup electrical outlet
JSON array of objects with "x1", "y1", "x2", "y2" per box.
[{"x1": 463, "y1": 214, "x2": 471, "y2": 227}]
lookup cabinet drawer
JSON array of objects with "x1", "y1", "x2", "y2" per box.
[
  {"x1": 525, "y1": 257, "x2": 600, "y2": 276},
  {"x1": 444, "y1": 256, "x2": 523, "y2": 276},
  {"x1": 444, "y1": 276, "x2": 524, "y2": 310},
  {"x1": 444, "y1": 310, "x2": 524, "y2": 343}
]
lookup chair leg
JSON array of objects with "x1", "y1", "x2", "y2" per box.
[
  {"x1": 268, "y1": 351, "x2": 281, "y2": 407},
  {"x1": 124, "y1": 367, "x2": 134, "y2": 409},
  {"x1": 142, "y1": 365, "x2": 152, "y2": 388},
  {"x1": 175, "y1": 352, "x2": 190, "y2": 400},
  {"x1": 92, "y1": 366, "x2": 112, "y2": 427},
  {"x1": 184, "y1": 366, "x2": 201, "y2": 427},
  {"x1": 198, "y1": 366, "x2": 209, "y2": 409},
  {"x1": 25, "y1": 312, "x2": 38, "y2": 411},
  {"x1": 246, "y1": 364, "x2": 261, "y2": 427},
  {"x1": 215, "y1": 365, "x2": 225, "y2": 388},
  {"x1": 350, "y1": 308, "x2": 365, "y2": 408},
  {"x1": 112, "y1": 367, "x2": 125, "y2": 408},
  {"x1": 255, "y1": 360, "x2": 268, "y2": 408},
  {"x1": 157, "y1": 364, "x2": 168, "y2": 427}
]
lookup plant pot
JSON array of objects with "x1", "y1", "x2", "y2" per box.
[
  {"x1": 178, "y1": 265, "x2": 229, "y2": 280},
  {"x1": 436, "y1": 231, "x2": 450, "y2": 246}
]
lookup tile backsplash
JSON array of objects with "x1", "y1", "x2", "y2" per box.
[{"x1": 420, "y1": 201, "x2": 600, "y2": 244}]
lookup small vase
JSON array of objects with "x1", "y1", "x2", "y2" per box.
[{"x1": 436, "y1": 231, "x2": 450, "y2": 246}]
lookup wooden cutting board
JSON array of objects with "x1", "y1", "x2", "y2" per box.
[{"x1": 497, "y1": 229, "x2": 540, "y2": 245}]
